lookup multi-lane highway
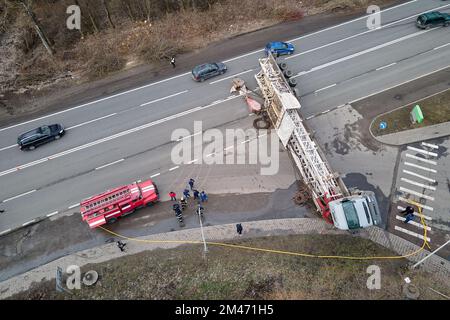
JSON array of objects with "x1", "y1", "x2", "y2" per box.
[{"x1": 1, "y1": 0, "x2": 450, "y2": 232}]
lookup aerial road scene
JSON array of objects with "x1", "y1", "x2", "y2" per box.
[{"x1": 0, "y1": 0, "x2": 449, "y2": 313}]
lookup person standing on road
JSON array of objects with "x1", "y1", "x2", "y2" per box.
[
  {"x1": 0, "y1": 209, "x2": 4, "y2": 213},
  {"x1": 236, "y1": 223, "x2": 243, "y2": 235},
  {"x1": 404, "y1": 212, "x2": 415, "y2": 224},
  {"x1": 200, "y1": 191, "x2": 208, "y2": 203},
  {"x1": 183, "y1": 189, "x2": 191, "y2": 199},
  {"x1": 193, "y1": 189, "x2": 199, "y2": 200},
  {"x1": 170, "y1": 56, "x2": 176, "y2": 68},
  {"x1": 400, "y1": 206, "x2": 414, "y2": 216},
  {"x1": 180, "y1": 197, "x2": 187, "y2": 210},
  {"x1": 188, "y1": 178, "x2": 195, "y2": 190},
  {"x1": 169, "y1": 191, "x2": 177, "y2": 201}
]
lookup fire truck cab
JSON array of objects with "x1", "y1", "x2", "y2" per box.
[{"x1": 80, "y1": 179, "x2": 159, "y2": 229}]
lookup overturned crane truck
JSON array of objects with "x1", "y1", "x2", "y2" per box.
[
  {"x1": 255, "y1": 52, "x2": 381, "y2": 230},
  {"x1": 80, "y1": 179, "x2": 159, "y2": 228}
]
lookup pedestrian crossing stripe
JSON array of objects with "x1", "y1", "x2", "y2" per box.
[{"x1": 394, "y1": 226, "x2": 430, "y2": 242}]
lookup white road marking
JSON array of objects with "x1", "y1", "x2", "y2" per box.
[
  {"x1": 405, "y1": 154, "x2": 437, "y2": 165},
  {"x1": 394, "y1": 226, "x2": 430, "y2": 242},
  {"x1": 404, "y1": 162, "x2": 437, "y2": 173},
  {"x1": 321, "y1": 109, "x2": 330, "y2": 114},
  {"x1": 0, "y1": 229, "x2": 11, "y2": 236},
  {"x1": 400, "y1": 178, "x2": 436, "y2": 191},
  {"x1": 399, "y1": 187, "x2": 434, "y2": 201},
  {"x1": 2, "y1": 189, "x2": 36, "y2": 203},
  {"x1": 397, "y1": 205, "x2": 432, "y2": 220},
  {"x1": 291, "y1": 29, "x2": 434, "y2": 77},
  {"x1": 46, "y1": 211, "x2": 59, "y2": 217},
  {"x1": 398, "y1": 197, "x2": 434, "y2": 212},
  {"x1": 209, "y1": 69, "x2": 254, "y2": 84},
  {"x1": 0, "y1": 95, "x2": 243, "y2": 178},
  {"x1": 68, "y1": 203, "x2": 80, "y2": 209},
  {"x1": 402, "y1": 170, "x2": 436, "y2": 183},
  {"x1": 169, "y1": 166, "x2": 179, "y2": 171},
  {"x1": 17, "y1": 158, "x2": 48, "y2": 170},
  {"x1": 421, "y1": 142, "x2": 439, "y2": 149},
  {"x1": 396, "y1": 215, "x2": 431, "y2": 231},
  {"x1": 223, "y1": 49, "x2": 265, "y2": 63},
  {"x1": 95, "y1": 159, "x2": 125, "y2": 170},
  {"x1": 150, "y1": 173, "x2": 160, "y2": 178},
  {"x1": 223, "y1": 146, "x2": 234, "y2": 151},
  {"x1": 314, "y1": 84, "x2": 336, "y2": 93},
  {"x1": 205, "y1": 153, "x2": 216, "y2": 157},
  {"x1": 0, "y1": 145, "x2": 16, "y2": 152},
  {"x1": 241, "y1": 139, "x2": 251, "y2": 144},
  {"x1": 433, "y1": 42, "x2": 450, "y2": 50},
  {"x1": 187, "y1": 159, "x2": 198, "y2": 164},
  {"x1": 22, "y1": 219, "x2": 36, "y2": 227},
  {"x1": 376, "y1": 62, "x2": 396, "y2": 71},
  {"x1": 407, "y1": 146, "x2": 438, "y2": 157},
  {"x1": 0, "y1": 73, "x2": 191, "y2": 132},
  {"x1": 140, "y1": 90, "x2": 188, "y2": 106},
  {"x1": 305, "y1": 115, "x2": 315, "y2": 120},
  {"x1": 176, "y1": 132, "x2": 202, "y2": 142},
  {"x1": 66, "y1": 113, "x2": 117, "y2": 130}
]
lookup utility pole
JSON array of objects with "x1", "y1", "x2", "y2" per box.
[{"x1": 412, "y1": 239, "x2": 450, "y2": 269}]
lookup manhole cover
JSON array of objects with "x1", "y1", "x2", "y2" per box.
[{"x1": 82, "y1": 270, "x2": 99, "y2": 286}]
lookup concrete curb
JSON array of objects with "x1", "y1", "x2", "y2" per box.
[{"x1": 1, "y1": 218, "x2": 448, "y2": 299}]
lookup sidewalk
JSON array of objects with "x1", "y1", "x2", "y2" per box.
[
  {"x1": 1, "y1": 218, "x2": 449, "y2": 299},
  {"x1": 372, "y1": 121, "x2": 450, "y2": 146}
]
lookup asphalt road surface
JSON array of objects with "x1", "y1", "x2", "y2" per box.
[{"x1": 1, "y1": 0, "x2": 450, "y2": 232}]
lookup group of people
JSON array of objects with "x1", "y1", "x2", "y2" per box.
[{"x1": 169, "y1": 178, "x2": 208, "y2": 223}]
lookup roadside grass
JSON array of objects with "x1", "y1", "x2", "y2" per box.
[
  {"x1": 10, "y1": 234, "x2": 449, "y2": 300},
  {"x1": 371, "y1": 89, "x2": 450, "y2": 136}
]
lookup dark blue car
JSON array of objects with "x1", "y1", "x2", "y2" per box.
[
  {"x1": 265, "y1": 41, "x2": 295, "y2": 56},
  {"x1": 192, "y1": 62, "x2": 227, "y2": 82}
]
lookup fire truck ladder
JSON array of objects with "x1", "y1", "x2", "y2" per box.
[
  {"x1": 255, "y1": 53, "x2": 344, "y2": 218},
  {"x1": 82, "y1": 186, "x2": 131, "y2": 215}
]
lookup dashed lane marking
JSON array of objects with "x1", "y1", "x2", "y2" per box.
[
  {"x1": 394, "y1": 226, "x2": 431, "y2": 242},
  {"x1": 407, "y1": 146, "x2": 438, "y2": 157},
  {"x1": 46, "y1": 211, "x2": 59, "y2": 217},
  {"x1": 66, "y1": 113, "x2": 117, "y2": 130},
  {"x1": 405, "y1": 154, "x2": 437, "y2": 165},
  {"x1": 22, "y1": 219, "x2": 36, "y2": 227},
  {"x1": 376, "y1": 62, "x2": 396, "y2": 71},
  {"x1": 168, "y1": 166, "x2": 179, "y2": 171},
  {"x1": 150, "y1": 173, "x2": 160, "y2": 178},
  {"x1": 400, "y1": 178, "x2": 436, "y2": 191},
  {"x1": 2, "y1": 189, "x2": 37, "y2": 203},
  {"x1": 404, "y1": 162, "x2": 437, "y2": 173},
  {"x1": 140, "y1": 90, "x2": 189, "y2": 107},
  {"x1": 95, "y1": 159, "x2": 125, "y2": 170},
  {"x1": 68, "y1": 203, "x2": 79, "y2": 209},
  {"x1": 0, "y1": 229, "x2": 11, "y2": 236},
  {"x1": 399, "y1": 187, "x2": 434, "y2": 201},
  {"x1": 314, "y1": 84, "x2": 336, "y2": 93},
  {"x1": 209, "y1": 69, "x2": 254, "y2": 85},
  {"x1": 396, "y1": 215, "x2": 431, "y2": 231}
]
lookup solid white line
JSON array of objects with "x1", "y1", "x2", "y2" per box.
[
  {"x1": 405, "y1": 154, "x2": 437, "y2": 165},
  {"x1": 140, "y1": 90, "x2": 188, "y2": 106},
  {"x1": 398, "y1": 197, "x2": 434, "y2": 212},
  {"x1": 0, "y1": 229, "x2": 11, "y2": 236},
  {"x1": 0, "y1": 73, "x2": 191, "y2": 132},
  {"x1": 404, "y1": 162, "x2": 437, "y2": 173},
  {"x1": 2, "y1": 189, "x2": 36, "y2": 203},
  {"x1": 66, "y1": 113, "x2": 117, "y2": 130},
  {"x1": 95, "y1": 158, "x2": 125, "y2": 170},
  {"x1": 394, "y1": 226, "x2": 430, "y2": 242},
  {"x1": 315, "y1": 84, "x2": 336, "y2": 93},
  {"x1": 402, "y1": 170, "x2": 436, "y2": 183},
  {"x1": 376, "y1": 62, "x2": 396, "y2": 71},
  {"x1": 17, "y1": 158, "x2": 48, "y2": 170},
  {"x1": 209, "y1": 69, "x2": 254, "y2": 84},
  {"x1": 22, "y1": 219, "x2": 36, "y2": 227},
  {"x1": 0, "y1": 145, "x2": 16, "y2": 152},
  {"x1": 0, "y1": 168, "x2": 18, "y2": 177},
  {"x1": 401, "y1": 178, "x2": 436, "y2": 191},
  {"x1": 150, "y1": 173, "x2": 160, "y2": 178},
  {"x1": 68, "y1": 203, "x2": 80, "y2": 209},
  {"x1": 397, "y1": 205, "x2": 432, "y2": 220},
  {"x1": 433, "y1": 42, "x2": 450, "y2": 50},
  {"x1": 421, "y1": 142, "x2": 439, "y2": 149},
  {"x1": 46, "y1": 211, "x2": 59, "y2": 217},
  {"x1": 291, "y1": 29, "x2": 434, "y2": 76},
  {"x1": 396, "y1": 215, "x2": 431, "y2": 231},
  {"x1": 169, "y1": 166, "x2": 179, "y2": 171},
  {"x1": 187, "y1": 159, "x2": 198, "y2": 164},
  {"x1": 399, "y1": 187, "x2": 434, "y2": 201},
  {"x1": 407, "y1": 146, "x2": 438, "y2": 157}
]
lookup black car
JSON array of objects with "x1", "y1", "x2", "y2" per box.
[
  {"x1": 17, "y1": 124, "x2": 65, "y2": 150},
  {"x1": 192, "y1": 62, "x2": 227, "y2": 82},
  {"x1": 416, "y1": 11, "x2": 450, "y2": 29}
]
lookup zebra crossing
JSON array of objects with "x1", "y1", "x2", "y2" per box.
[{"x1": 394, "y1": 141, "x2": 441, "y2": 243}]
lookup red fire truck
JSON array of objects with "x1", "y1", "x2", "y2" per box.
[{"x1": 80, "y1": 179, "x2": 159, "y2": 229}]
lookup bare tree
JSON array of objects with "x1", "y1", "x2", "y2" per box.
[
  {"x1": 101, "y1": 0, "x2": 114, "y2": 28},
  {"x1": 18, "y1": 0, "x2": 54, "y2": 55}
]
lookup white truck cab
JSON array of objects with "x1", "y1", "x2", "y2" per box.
[{"x1": 328, "y1": 191, "x2": 381, "y2": 230}]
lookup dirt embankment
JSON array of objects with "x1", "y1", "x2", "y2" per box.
[
  {"x1": 9, "y1": 234, "x2": 449, "y2": 300},
  {"x1": 0, "y1": 0, "x2": 399, "y2": 118}
]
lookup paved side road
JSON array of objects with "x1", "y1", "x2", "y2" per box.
[{"x1": 1, "y1": 217, "x2": 449, "y2": 299}]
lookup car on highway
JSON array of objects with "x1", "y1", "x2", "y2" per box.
[
  {"x1": 416, "y1": 11, "x2": 450, "y2": 29},
  {"x1": 191, "y1": 62, "x2": 227, "y2": 82},
  {"x1": 17, "y1": 124, "x2": 65, "y2": 150},
  {"x1": 264, "y1": 41, "x2": 295, "y2": 56}
]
